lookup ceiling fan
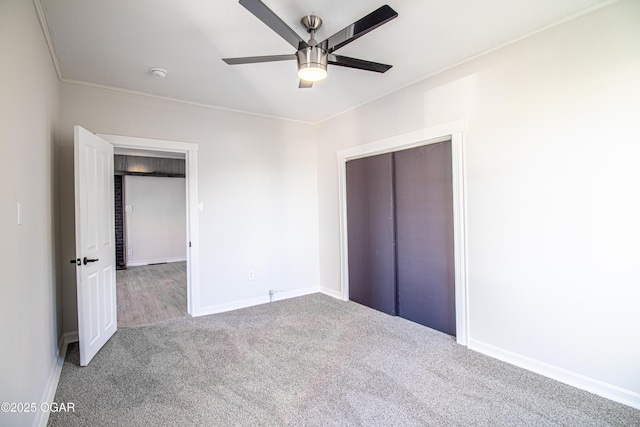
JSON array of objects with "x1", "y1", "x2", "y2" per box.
[{"x1": 222, "y1": 0, "x2": 398, "y2": 88}]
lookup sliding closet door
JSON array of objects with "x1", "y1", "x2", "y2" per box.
[
  {"x1": 394, "y1": 141, "x2": 455, "y2": 335},
  {"x1": 346, "y1": 153, "x2": 396, "y2": 315}
]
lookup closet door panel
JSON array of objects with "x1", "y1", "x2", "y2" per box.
[
  {"x1": 346, "y1": 153, "x2": 396, "y2": 315},
  {"x1": 395, "y1": 141, "x2": 455, "y2": 335}
]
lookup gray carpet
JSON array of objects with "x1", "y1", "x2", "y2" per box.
[{"x1": 48, "y1": 293, "x2": 639, "y2": 426}]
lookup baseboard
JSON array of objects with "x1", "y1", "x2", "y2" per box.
[
  {"x1": 126, "y1": 257, "x2": 186, "y2": 267},
  {"x1": 468, "y1": 338, "x2": 640, "y2": 410},
  {"x1": 271, "y1": 286, "x2": 319, "y2": 302},
  {"x1": 320, "y1": 286, "x2": 343, "y2": 300},
  {"x1": 62, "y1": 331, "x2": 79, "y2": 344},
  {"x1": 32, "y1": 332, "x2": 74, "y2": 427},
  {"x1": 195, "y1": 287, "x2": 320, "y2": 317}
]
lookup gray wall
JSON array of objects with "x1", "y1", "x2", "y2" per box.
[
  {"x1": 317, "y1": 0, "x2": 640, "y2": 403},
  {"x1": 58, "y1": 81, "x2": 320, "y2": 332},
  {"x1": 0, "y1": 1, "x2": 61, "y2": 426}
]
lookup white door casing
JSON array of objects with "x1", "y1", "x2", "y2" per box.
[
  {"x1": 74, "y1": 126, "x2": 117, "y2": 366},
  {"x1": 97, "y1": 133, "x2": 200, "y2": 316}
]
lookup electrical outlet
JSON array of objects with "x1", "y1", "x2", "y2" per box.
[
  {"x1": 248, "y1": 270, "x2": 255, "y2": 281},
  {"x1": 127, "y1": 249, "x2": 133, "y2": 256}
]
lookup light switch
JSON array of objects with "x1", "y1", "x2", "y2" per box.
[
  {"x1": 17, "y1": 202, "x2": 23, "y2": 225},
  {"x1": 198, "y1": 203, "x2": 204, "y2": 213},
  {"x1": 125, "y1": 205, "x2": 132, "y2": 212}
]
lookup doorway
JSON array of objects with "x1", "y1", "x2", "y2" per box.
[
  {"x1": 337, "y1": 121, "x2": 468, "y2": 345},
  {"x1": 74, "y1": 128, "x2": 199, "y2": 364},
  {"x1": 98, "y1": 133, "x2": 200, "y2": 317},
  {"x1": 114, "y1": 153, "x2": 188, "y2": 327}
]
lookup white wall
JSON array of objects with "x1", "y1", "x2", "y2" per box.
[
  {"x1": 58, "y1": 82, "x2": 320, "y2": 330},
  {"x1": 0, "y1": 1, "x2": 61, "y2": 426},
  {"x1": 317, "y1": 0, "x2": 640, "y2": 407},
  {"x1": 124, "y1": 176, "x2": 186, "y2": 266}
]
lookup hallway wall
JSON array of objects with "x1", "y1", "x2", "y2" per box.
[{"x1": 124, "y1": 176, "x2": 187, "y2": 266}]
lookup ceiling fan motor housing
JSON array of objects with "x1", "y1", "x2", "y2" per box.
[{"x1": 297, "y1": 45, "x2": 328, "y2": 80}]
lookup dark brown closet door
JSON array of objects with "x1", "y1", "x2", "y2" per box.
[
  {"x1": 394, "y1": 141, "x2": 455, "y2": 335},
  {"x1": 346, "y1": 153, "x2": 396, "y2": 316}
]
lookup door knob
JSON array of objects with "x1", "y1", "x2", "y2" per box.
[
  {"x1": 69, "y1": 258, "x2": 81, "y2": 266},
  {"x1": 83, "y1": 257, "x2": 99, "y2": 265}
]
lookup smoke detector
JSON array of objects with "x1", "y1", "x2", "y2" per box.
[{"x1": 149, "y1": 68, "x2": 167, "y2": 78}]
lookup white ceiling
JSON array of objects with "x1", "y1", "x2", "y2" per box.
[{"x1": 39, "y1": 0, "x2": 610, "y2": 123}]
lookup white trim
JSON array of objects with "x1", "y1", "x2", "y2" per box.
[
  {"x1": 336, "y1": 120, "x2": 469, "y2": 345},
  {"x1": 468, "y1": 338, "x2": 640, "y2": 410},
  {"x1": 196, "y1": 287, "x2": 319, "y2": 317},
  {"x1": 32, "y1": 339, "x2": 64, "y2": 427},
  {"x1": 320, "y1": 286, "x2": 343, "y2": 300},
  {"x1": 33, "y1": 333, "x2": 76, "y2": 427},
  {"x1": 62, "y1": 79, "x2": 316, "y2": 125},
  {"x1": 126, "y1": 257, "x2": 187, "y2": 267},
  {"x1": 33, "y1": 0, "x2": 63, "y2": 80},
  {"x1": 271, "y1": 287, "x2": 320, "y2": 302},
  {"x1": 62, "y1": 331, "x2": 79, "y2": 344},
  {"x1": 97, "y1": 133, "x2": 200, "y2": 317}
]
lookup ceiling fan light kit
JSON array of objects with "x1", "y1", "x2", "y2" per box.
[
  {"x1": 297, "y1": 47, "x2": 327, "y2": 82},
  {"x1": 222, "y1": 0, "x2": 398, "y2": 88},
  {"x1": 297, "y1": 15, "x2": 327, "y2": 82}
]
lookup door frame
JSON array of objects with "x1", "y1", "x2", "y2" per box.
[
  {"x1": 97, "y1": 133, "x2": 200, "y2": 316},
  {"x1": 336, "y1": 120, "x2": 468, "y2": 345}
]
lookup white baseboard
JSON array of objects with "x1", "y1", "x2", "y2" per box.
[
  {"x1": 320, "y1": 286, "x2": 343, "y2": 300},
  {"x1": 272, "y1": 286, "x2": 319, "y2": 302},
  {"x1": 126, "y1": 257, "x2": 186, "y2": 267},
  {"x1": 63, "y1": 331, "x2": 78, "y2": 344},
  {"x1": 195, "y1": 287, "x2": 320, "y2": 317},
  {"x1": 468, "y1": 338, "x2": 640, "y2": 410},
  {"x1": 32, "y1": 332, "x2": 75, "y2": 427}
]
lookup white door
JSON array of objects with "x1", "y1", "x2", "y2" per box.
[{"x1": 74, "y1": 126, "x2": 117, "y2": 366}]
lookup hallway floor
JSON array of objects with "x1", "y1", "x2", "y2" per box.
[{"x1": 116, "y1": 261, "x2": 187, "y2": 327}]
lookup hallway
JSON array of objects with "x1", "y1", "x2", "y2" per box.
[{"x1": 116, "y1": 262, "x2": 187, "y2": 327}]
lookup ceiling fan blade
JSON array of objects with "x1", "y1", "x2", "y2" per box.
[
  {"x1": 222, "y1": 54, "x2": 296, "y2": 65},
  {"x1": 328, "y1": 54, "x2": 392, "y2": 73},
  {"x1": 239, "y1": 0, "x2": 307, "y2": 49},
  {"x1": 321, "y1": 5, "x2": 398, "y2": 53},
  {"x1": 299, "y1": 80, "x2": 313, "y2": 88}
]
